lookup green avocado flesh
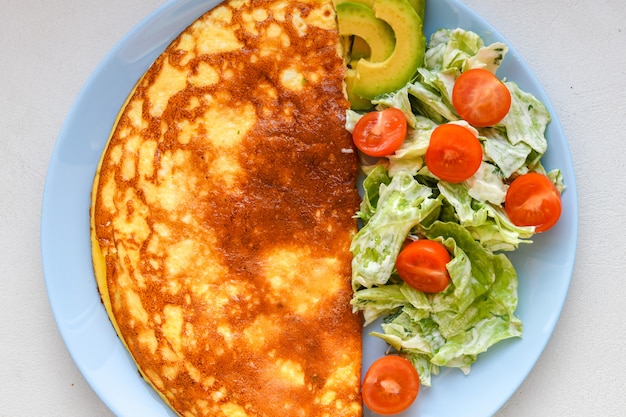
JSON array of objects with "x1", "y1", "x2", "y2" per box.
[
  {"x1": 336, "y1": 1, "x2": 396, "y2": 63},
  {"x1": 340, "y1": 0, "x2": 425, "y2": 100}
]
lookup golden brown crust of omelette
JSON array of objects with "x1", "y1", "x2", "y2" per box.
[{"x1": 90, "y1": 0, "x2": 362, "y2": 416}]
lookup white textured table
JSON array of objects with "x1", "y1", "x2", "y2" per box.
[{"x1": 1, "y1": 0, "x2": 624, "y2": 416}]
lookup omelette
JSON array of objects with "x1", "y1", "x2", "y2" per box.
[{"x1": 89, "y1": 0, "x2": 363, "y2": 416}]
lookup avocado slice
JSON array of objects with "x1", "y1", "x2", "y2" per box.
[
  {"x1": 349, "y1": 36, "x2": 371, "y2": 62},
  {"x1": 334, "y1": 1, "x2": 377, "y2": 64},
  {"x1": 336, "y1": 1, "x2": 397, "y2": 108},
  {"x1": 351, "y1": 0, "x2": 425, "y2": 100},
  {"x1": 333, "y1": 0, "x2": 375, "y2": 10},
  {"x1": 336, "y1": 1, "x2": 396, "y2": 63},
  {"x1": 406, "y1": 0, "x2": 426, "y2": 19},
  {"x1": 345, "y1": 69, "x2": 374, "y2": 109}
]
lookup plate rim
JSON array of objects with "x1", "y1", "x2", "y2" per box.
[{"x1": 40, "y1": 0, "x2": 579, "y2": 416}]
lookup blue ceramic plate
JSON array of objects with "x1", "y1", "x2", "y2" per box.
[{"x1": 41, "y1": 0, "x2": 578, "y2": 416}]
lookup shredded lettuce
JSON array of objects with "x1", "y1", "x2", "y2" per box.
[
  {"x1": 500, "y1": 81, "x2": 551, "y2": 154},
  {"x1": 349, "y1": 27, "x2": 564, "y2": 386},
  {"x1": 351, "y1": 169, "x2": 442, "y2": 290}
]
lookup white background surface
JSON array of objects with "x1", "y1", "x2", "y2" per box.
[{"x1": 1, "y1": 0, "x2": 624, "y2": 416}]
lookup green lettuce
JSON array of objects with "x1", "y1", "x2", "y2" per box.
[
  {"x1": 353, "y1": 217, "x2": 522, "y2": 385},
  {"x1": 348, "y1": 27, "x2": 563, "y2": 386},
  {"x1": 424, "y1": 28, "x2": 507, "y2": 74},
  {"x1": 407, "y1": 28, "x2": 558, "y2": 184},
  {"x1": 351, "y1": 169, "x2": 442, "y2": 289},
  {"x1": 481, "y1": 126, "x2": 532, "y2": 178}
]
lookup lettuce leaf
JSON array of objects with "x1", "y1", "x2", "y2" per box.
[
  {"x1": 348, "y1": 27, "x2": 561, "y2": 387},
  {"x1": 355, "y1": 220, "x2": 522, "y2": 385},
  {"x1": 351, "y1": 170, "x2": 442, "y2": 289}
]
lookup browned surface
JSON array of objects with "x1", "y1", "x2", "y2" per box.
[{"x1": 91, "y1": 0, "x2": 362, "y2": 416}]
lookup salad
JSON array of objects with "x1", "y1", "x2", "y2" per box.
[{"x1": 340, "y1": 3, "x2": 565, "y2": 414}]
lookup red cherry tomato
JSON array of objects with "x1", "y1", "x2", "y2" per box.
[
  {"x1": 505, "y1": 172, "x2": 562, "y2": 232},
  {"x1": 425, "y1": 123, "x2": 483, "y2": 183},
  {"x1": 452, "y1": 68, "x2": 512, "y2": 127},
  {"x1": 352, "y1": 108, "x2": 407, "y2": 157},
  {"x1": 395, "y1": 239, "x2": 451, "y2": 293},
  {"x1": 362, "y1": 355, "x2": 420, "y2": 415}
]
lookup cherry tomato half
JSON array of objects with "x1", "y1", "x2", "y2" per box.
[
  {"x1": 352, "y1": 108, "x2": 407, "y2": 157},
  {"x1": 425, "y1": 123, "x2": 483, "y2": 183},
  {"x1": 362, "y1": 355, "x2": 420, "y2": 415},
  {"x1": 452, "y1": 68, "x2": 512, "y2": 127},
  {"x1": 505, "y1": 172, "x2": 562, "y2": 233},
  {"x1": 395, "y1": 239, "x2": 451, "y2": 293}
]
